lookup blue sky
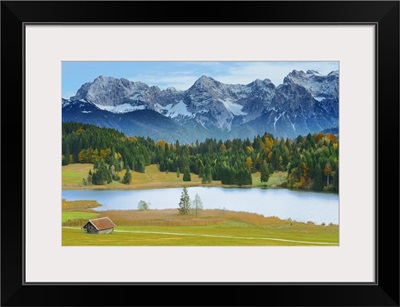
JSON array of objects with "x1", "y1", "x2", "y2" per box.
[{"x1": 62, "y1": 61, "x2": 338, "y2": 99}]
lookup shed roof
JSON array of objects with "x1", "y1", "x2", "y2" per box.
[{"x1": 85, "y1": 217, "x2": 116, "y2": 230}]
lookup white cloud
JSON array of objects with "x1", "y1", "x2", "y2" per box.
[
  {"x1": 63, "y1": 61, "x2": 339, "y2": 98},
  {"x1": 214, "y1": 62, "x2": 338, "y2": 86},
  {"x1": 130, "y1": 74, "x2": 198, "y2": 91},
  {"x1": 129, "y1": 62, "x2": 338, "y2": 90}
]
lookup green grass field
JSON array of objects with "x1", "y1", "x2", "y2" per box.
[
  {"x1": 62, "y1": 202, "x2": 339, "y2": 246},
  {"x1": 62, "y1": 222, "x2": 338, "y2": 246},
  {"x1": 63, "y1": 164, "x2": 206, "y2": 189},
  {"x1": 62, "y1": 163, "x2": 287, "y2": 190},
  {"x1": 62, "y1": 212, "x2": 100, "y2": 223},
  {"x1": 61, "y1": 199, "x2": 101, "y2": 224},
  {"x1": 62, "y1": 163, "x2": 94, "y2": 186},
  {"x1": 252, "y1": 171, "x2": 287, "y2": 187}
]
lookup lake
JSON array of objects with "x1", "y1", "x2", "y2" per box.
[{"x1": 62, "y1": 187, "x2": 339, "y2": 225}]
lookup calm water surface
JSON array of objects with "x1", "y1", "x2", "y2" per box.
[{"x1": 62, "y1": 187, "x2": 339, "y2": 225}]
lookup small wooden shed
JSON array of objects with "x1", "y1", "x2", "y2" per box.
[{"x1": 82, "y1": 217, "x2": 116, "y2": 234}]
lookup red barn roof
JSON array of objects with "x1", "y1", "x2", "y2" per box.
[{"x1": 84, "y1": 217, "x2": 116, "y2": 230}]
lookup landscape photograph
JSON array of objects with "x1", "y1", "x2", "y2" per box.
[{"x1": 62, "y1": 61, "x2": 339, "y2": 246}]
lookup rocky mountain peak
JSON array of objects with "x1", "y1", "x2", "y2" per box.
[
  {"x1": 249, "y1": 78, "x2": 275, "y2": 89},
  {"x1": 191, "y1": 75, "x2": 219, "y2": 89},
  {"x1": 63, "y1": 70, "x2": 339, "y2": 141}
]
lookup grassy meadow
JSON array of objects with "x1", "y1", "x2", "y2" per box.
[
  {"x1": 62, "y1": 163, "x2": 287, "y2": 190},
  {"x1": 62, "y1": 163, "x2": 94, "y2": 186},
  {"x1": 61, "y1": 199, "x2": 101, "y2": 223},
  {"x1": 61, "y1": 165, "x2": 337, "y2": 246},
  {"x1": 62, "y1": 200, "x2": 339, "y2": 246}
]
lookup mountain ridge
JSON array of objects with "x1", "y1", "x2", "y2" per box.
[{"x1": 62, "y1": 70, "x2": 339, "y2": 142}]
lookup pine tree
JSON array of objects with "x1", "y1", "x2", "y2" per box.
[
  {"x1": 123, "y1": 166, "x2": 132, "y2": 185},
  {"x1": 183, "y1": 168, "x2": 191, "y2": 181},
  {"x1": 137, "y1": 157, "x2": 146, "y2": 173},
  {"x1": 87, "y1": 169, "x2": 93, "y2": 185},
  {"x1": 159, "y1": 161, "x2": 166, "y2": 172},
  {"x1": 63, "y1": 143, "x2": 70, "y2": 166},
  {"x1": 62, "y1": 155, "x2": 68, "y2": 166},
  {"x1": 178, "y1": 187, "x2": 191, "y2": 215},
  {"x1": 313, "y1": 165, "x2": 324, "y2": 191},
  {"x1": 61, "y1": 122, "x2": 339, "y2": 193},
  {"x1": 206, "y1": 168, "x2": 212, "y2": 183},
  {"x1": 92, "y1": 159, "x2": 112, "y2": 185},
  {"x1": 260, "y1": 161, "x2": 270, "y2": 184}
]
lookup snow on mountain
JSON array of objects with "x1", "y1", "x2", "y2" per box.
[
  {"x1": 62, "y1": 98, "x2": 71, "y2": 107},
  {"x1": 96, "y1": 103, "x2": 147, "y2": 113},
  {"x1": 219, "y1": 98, "x2": 247, "y2": 116},
  {"x1": 166, "y1": 101, "x2": 192, "y2": 118},
  {"x1": 63, "y1": 70, "x2": 339, "y2": 141},
  {"x1": 71, "y1": 76, "x2": 150, "y2": 107},
  {"x1": 284, "y1": 69, "x2": 338, "y2": 99}
]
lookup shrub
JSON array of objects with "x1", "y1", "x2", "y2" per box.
[
  {"x1": 137, "y1": 200, "x2": 150, "y2": 211},
  {"x1": 279, "y1": 181, "x2": 288, "y2": 188},
  {"x1": 323, "y1": 185, "x2": 336, "y2": 192}
]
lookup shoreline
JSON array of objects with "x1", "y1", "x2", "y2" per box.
[
  {"x1": 62, "y1": 164, "x2": 337, "y2": 194},
  {"x1": 62, "y1": 202, "x2": 339, "y2": 227},
  {"x1": 62, "y1": 183, "x2": 338, "y2": 194},
  {"x1": 62, "y1": 180, "x2": 277, "y2": 191}
]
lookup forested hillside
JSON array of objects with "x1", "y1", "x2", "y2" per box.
[{"x1": 62, "y1": 122, "x2": 338, "y2": 192}]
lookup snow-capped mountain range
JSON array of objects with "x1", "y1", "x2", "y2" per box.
[{"x1": 62, "y1": 70, "x2": 339, "y2": 143}]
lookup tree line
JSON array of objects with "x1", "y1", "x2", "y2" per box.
[
  {"x1": 62, "y1": 122, "x2": 339, "y2": 192},
  {"x1": 137, "y1": 188, "x2": 203, "y2": 216}
]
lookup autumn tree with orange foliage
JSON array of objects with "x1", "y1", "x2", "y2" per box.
[{"x1": 63, "y1": 123, "x2": 338, "y2": 192}]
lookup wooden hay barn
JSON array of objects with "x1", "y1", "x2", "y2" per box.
[{"x1": 82, "y1": 217, "x2": 116, "y2": 234}]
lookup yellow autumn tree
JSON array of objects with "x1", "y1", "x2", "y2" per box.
[
  {"x1": 313, "y1": 133, "x2": 325, "y2": 143},
  {"x1": 245, "y1": 157, "x2": 253, "y2": 170},
  {"x1": 264, "y1": 136, "x2": 274, "y2": 149},
  {"x1": 92, "y1": 149, "x2": 99, "y2": 162},
  {"x1": 324, "y1": 162, "x2": 333, "y2": 186},
  {"x1": 156, "y1": 139, "x2": 167, "y2": 151},
  {"x1": 78, "y1": 149, "x2": 85, "y2": 163}
]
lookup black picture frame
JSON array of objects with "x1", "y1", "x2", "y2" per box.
[{"x1": 1, "y1": 1, "x2": 399, "y2": 306}]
